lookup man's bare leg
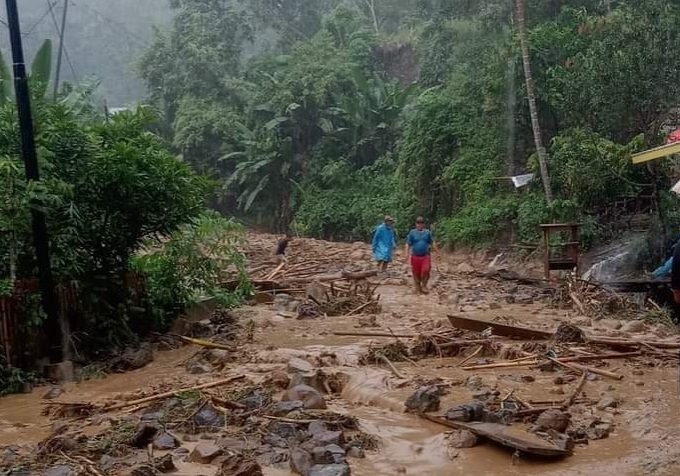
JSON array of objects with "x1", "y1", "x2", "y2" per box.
[
  {"x1": 413, "y1": 276, "x2": 422, "y2": 294},
  {"x1": 421, "y1": 273, "x2": 430, "y2": 294}
]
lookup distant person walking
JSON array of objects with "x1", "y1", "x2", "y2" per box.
[
  {"x1": 405, "y1": 217, "x2": 436, "y2": 294},
  {"x1": 275, "y1": 232, "x2": 292, "y2": 263},
  {"x1": 372, "y1": 216, "x2": 397, "y2": 272}
]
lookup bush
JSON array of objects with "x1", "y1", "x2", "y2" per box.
[{"x1": 132, "y1": 211, "x2": 251, "y2": 330}]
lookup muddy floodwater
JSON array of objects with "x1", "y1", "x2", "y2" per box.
[{"x1": 2, "y1": 260, "x2": 680, "y2": 475}]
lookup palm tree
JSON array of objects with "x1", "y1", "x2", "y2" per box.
[{"x1": 516, "y1": 0, "x2": 553, "y2": 203}]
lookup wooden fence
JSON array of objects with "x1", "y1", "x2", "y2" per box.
[{"x1": 0, "y1": 275, "x2": 146, "y2": 367}]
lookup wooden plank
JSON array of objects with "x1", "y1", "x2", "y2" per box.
[
  {"x1": 447, "y1": 315, "x2": 553, "y2": 340},
  {"x1": 632, "y1": 141, "x2": 680, "y2": 164},
  {"x1": 420, "y1": 414, "x2": 569, "y2": 457}
]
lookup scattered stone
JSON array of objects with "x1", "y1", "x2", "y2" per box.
[
  {"x1": 514, "y1": 295, "x2": 534, "y2": 305},
  {"x1": 456, "y1": 263, "x2": 474, "y2": 273},
  {"x1": 554, "y1": 323, "x2": 586, "y2": 343},
  {"x1": 109, "y1": 343, "x2": 154, "y2": 372},
  {"x1": 285, "y1": 385, "x2": 327, "y2": 410},
  {"x1": 219, "y1": 453, "x2": 264, "y2": 476},
  {"x1": 312, "y1": 445, "x2": 346, "y2": 464},
  {"x1": 269, "y1": 421, "x2": 298, "y2": 440},
  {"x1": 308, "y1": 463, "x2": 351, "y2": 476},
  {"x1": 274, "y1": 294, "x2": 301, "y2": 313},
  {"x1": 632, "y1": 369, "x2": 644, "y2": 376},
  {"x1": 405, "y1": 386, "x2": 442, "y2": 413},
  {"x1": 447, "y1": 429, "x2": 478, "y2": 448},
  {"x1": 549, "y1": 387, "x2": 565, "y2": 395},
  {"x1": 586, "y1": 373, "x2": 600, "y2": 382},
  {"x1": 173, "y1": 447, "x2": 190, "y2": 459},
  {"x1": 267, "y1": 369, "x2": 291, "y2": 389},
  {"x1": 311, "y1": 430, "x2": 343, "y2": 447},
  {"x1": 193, "y1": 404, "x2": 226, "y2": 428},
  {"x1": 130, "y1": 465, "x2": 160, "y2": 476},
  {"x1": 357, "y1": 315, "x2": 379, "y2": 328},
  {"x1": 43, "y1": 465, "x2": 76, "y2": 476},
  {"x1": 520, "y1": 375, "x2": 535, "y2": 383},
  {"x1": 533, "y1": 409, "x2": 570, "y2": 433},
  {"x1": 288, "y1": 357, "x2": 315, "y2": 374},
  {"x1": 131, "y1": 422, "x2": 159, "y2": 448},
  {"x1": 573, "y1": 317, "x2": 592, "y2": 327},
  {"x1": 189, "y1": 442, "x2": 223, "y2": 464},
  {"x1": 488, "y1": 302, "x2": 502, "y2": 310},
  {"x1": 597, "y1": 397, "x2": 619, "y2": 410},
  {"x1": 553, "y1": 376, "x2": 565, "y2": 385},
  {"x1": 153, "y1": 454, "x2": 176, "y2": 472},
  {"x1": 239, "y1": 388, "x2": 271, "y2": 410},
  {"x1": 309, "y1": 421, "x2": 328, "y2": 436},
  {"x1": 42, "y1": 386, "x2": 64, "y2": 400},
  {"x1": 290, "y1": 448, "x2": 313, "y2": 475},
  {"x1": 466, "y1": 376, "x2": 483, "y2": 391},
  {"x1": 621, "y1": 320, "x2": 645, "y2": 333},
  {"x1": 587, "y1": 421, "x2": 614, "y2": 440},
  {"x1": 445, "y1": 403, "x2": 486, "y2": 423},
  {"x1": 153, "y1": 432, "x2": 180, "y2": 450},
  {"x1": 635, "y1": 380, "x2": 645, "y2": 386},
  {"x1": 346, "y1": 446, "x2": 365, "y2": 459},
  {"x1": 186, "y1": 359, "x2": 214, "y2": 375},
  {"x1": 269, "y1": 400, "x2": 304, "y2": 417},
  {"x1": 306, "y1": 282, "x2": 327, "y2": 303}
]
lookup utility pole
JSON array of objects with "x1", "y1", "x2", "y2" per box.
[
  {"x1": 53, "y1": 0, "x2": 68, "y2": 100},
  {"x1": 4, "y1": 0, "x2": 63, "y2": 367}
]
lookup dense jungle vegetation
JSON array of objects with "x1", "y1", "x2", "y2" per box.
[{"x1": 136, "y1": 0, "x2": 680, "y2": 249}]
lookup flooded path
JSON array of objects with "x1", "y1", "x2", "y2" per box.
[{"x1": 2, "y1": 248, "x2": 680, "y2": 475}]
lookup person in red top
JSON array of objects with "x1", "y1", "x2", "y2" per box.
[{"x1": 405, "y1": 217, "x2": 437, "y2": 294}]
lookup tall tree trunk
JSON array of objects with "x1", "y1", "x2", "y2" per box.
[
  {"x1": 365, "y1": 0, "x2": 379, "y2": 34},
  {"x1": 516, "y1": 0, "x2": 553, "y2": 203}
]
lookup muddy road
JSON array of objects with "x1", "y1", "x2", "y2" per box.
[{"x1": 1, "y1": 237, "x2": 680, "y2": 475}]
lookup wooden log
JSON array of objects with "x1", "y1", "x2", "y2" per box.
[
  {"x1": 462, "y1": 360, "x2": 539, "y2": 371},
  {"x1": 102, "y1": 375, "x2": 246, "y2": 412},
  {"x1": 562, "y1": 371, "x2": 588, "y2": 408},
  {"x1": 377, "y1": 353, "x2": 405, "y2": 379},
  {"x1": 558, "y1": 351, "x2": 641, "y2": 363},
  {"x1": 448, "y1": 315, "x2": 553, "y2": 340},
  {"x1": 332, "y1": 331, "x2": 416, "y2": 338},
  {"x1": 419, "y1": 414, "x2": 568, "y2": 457},
  {"x1": 456, "y1": 345, "x2": 484, "y2": 367},
  {"x1": 549, "y1": 357, "x2": 623, "y2": 380},
  {"x1": 437, "y1": 338, "x2": 495, "y2": 349},
  {"x1": 178, "y1": 336, "x2": 234, "y2": 351},
  {"x1": 588, "y1": 337, "x2": 680, "y2": 350}
]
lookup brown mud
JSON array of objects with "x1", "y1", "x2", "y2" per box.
[{"x1": 2, "y1": 236, "x2": 680, "y2": 475}]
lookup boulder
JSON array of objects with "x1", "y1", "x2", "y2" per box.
[
  {"x1": 153, "y1": 432, "x2": 180, "y2": 450},
  {"x1": 448, "y1": 429, "x2": 478, "y2": 448},
  {"x1": 268, "y1": 369, "x2": 291, "y2": 389},
  {"x1": 269, "y1": 400, "x2": 304, "y2": 417},
  {"x1": 308, "y1": 421, "x2": 327, "y2": 436},
  {"x1": 153, "y1": 454, "x2": 176, "y2": 472},
  {"x1": 186, "y1": 359, "x2": 213, "y2": 375},
  {"x1": 405, "y1": 386, "x2": 442, "y2": 413},
  {"x1": 290, "y1": 448, "x2": 313, "y2": 475},
  {"x1": 534, "y1": 409, "x2": 570, "y2": 433},
  {"x1": 109, "y1": 343, "x2": 154, "y2": 372},
  {"x1": 311, "y1": 445, "x2": 346, "y2": 464},
  {"x1": 284, "y1": 385, "x2": 327, "y2": 410},
  {"x1": 269, "y1": 421, "x2": 298, "y2": 439},
  {"x1": 346, "y1": 447, "x2": 365, "y2": 459},
  {"x1": 456, "y1": 263, "x2": 475, "y2": 273},
  {"x1": 306, "y1": 282, "x2": 327, "y2": 304},
  {"x1": 596, "y1": 319, "x2": 622, "y2": 331},
  {"x1": 596, "y1": 397, "x2": 619, "y2": 410},
  {"x1": 274, "y1": 294, "x2": 301, "y2": 313},
  {"x1": 189, "y1": 442, "x2": 223, "y2": 464},
  {"x1": 43, "y1": 466, "x2": 76, "y2": 476},
  {"x1": 308, "y1": 464, "x2": 351, "y2": 476},
  {"x1": 193, "y1": 404, "x2": 226, "y2": 428},
  {"x1": 42, "y1": 386, "x2": 64, "y2": 400},
  {"x1": 311, "y1": 430, "x2": 343, "y2": 447},
  {"x1": 239, "y1": 388, "x2": 271, "y2": 410},
  {"x1": 219, "y1": 453, "x2": 264, "y2": 476},
  {"x1": 288, "y1": 357, "x2": 315, "y2": 374},
  {"x1": 587, "y1": 421, "x2": 614, "y2": 440},
  {"x1": 621, "y1": 320, "x2": 645, "y2": 333}
]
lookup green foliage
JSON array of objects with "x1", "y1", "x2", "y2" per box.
[
  {"x1": 0, "y1": 39, "x2": 55, "y2": 103},
  {"x1": 0, "y1": 358, "x2": 34, "y2": 396},
  {"x1": 132, "y1": 211, "x2": 250, "y2": 330},
  {"x1": 437, "y1": 197, "x2": 517, "y2": 247}
]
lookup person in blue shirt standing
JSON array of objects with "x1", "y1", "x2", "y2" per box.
[
  {"x1": 405, "y1": 216, "x2": 436, "y2": 294},
  {"x1": 372, "y1": 215, "x2": 397, "y2": 272}
]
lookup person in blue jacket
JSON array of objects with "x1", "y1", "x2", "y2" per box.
[{"x1": 372, "y1": 215, "x2": 397, "y2": 272}]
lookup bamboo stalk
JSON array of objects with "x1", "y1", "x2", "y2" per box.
[
  {"x1": 377, "y1": 353, "x2": 405, "y2": 379},
  {"x1": 462, "y1": 360, "x2": 539, "y2": 371},
  {"x1": 456, "y1": 345, "x2": 483, "y2": 367},
  {"x1": 102, "y1": 375, "x2": 246, "y2": 412},
  {"x1": 332, "y1": 331, "x2": 416, "y2": 338},
  {"x1": 562, "y1": 371, "x2": 588, "y2": 408},
  {"x1": 178, "y1": 336, "x2": 234, "y2": 351},
  {"x1": 549, "y1": 357, "x2": 623, "y2": 380}
]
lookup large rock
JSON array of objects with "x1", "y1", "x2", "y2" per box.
[
  {"x1": 239, "y1": 388, "x2": 271, "y2": 410},
  {"x1": 596, "y1": 396, "x2": 619, "y2": 410},
  {"x1": 129, "y1": 465, "x2": 160, "y2": 476},
  {"x1": 153, "y1": 454, "x2": 176, "y2": 472},
  {"x1": 290, "y1": 448, "x2": 313, "y2": 475},
  {"x1": 306, "y1": 282, "x2": 327, "y2": 304},
  {"x1": 274, "y1": 294, "x2": 301, "y2": 313},
  {"x1": 189, "y1": 442, "x2": 223, "y2": 464},
  {"x1": 269, "y1": 400, "x2": 304, "y2": 417},
  {"x1": 621, "y1": 320, "x2": 645, "y2": 333},
  {"x1": 534, "y1": 409, "x2": 570, "y2": 433},
  {"x1": 308, "y1": 464, "x2": 351, "y2": 476},
  {"x1": 153, "y1": 432, "x2": 180, "y2": 450},
  {"x1": 42, "y1": 386, "x2": 65, "y2": 400},
  {"x1": 266, "y1": 369, "x2": 291, "y2": 389},
  {"x1": 448, "y1": 429, "x2": 478, "y2": 448},
  {"x1": 405, "y1": 386, "x2": 442, "y2": 413},
  {"x1": 284, "y1": 385, "x2": 327, "y2": 410},
  {"x1": 456, "y1": 263, "x2": 475, "y2": 273},
  {"x1": 311, "y1": 430, "x2": 343, "y2": 447},
  {"x1": 312, "y1": 445, "x2": 346, "y2": 464},
  {"x1": 269, "y1": 421, "x2": 298, "y2": 439},
  {"x1": 193, "y1": 404, "x2": 226, "y2": 428},
  {"x1": 131, "y1": 422, "x2": 159, "y2": 448},
  {"x1": 219, "y1": 453, "x2": 264, "y2": 476},
  {"x1": 186, "y1": 358, "x2": 213, "y2": 375},
  {"x1": 43, "y1": 466, "x2": 76, "y2": 476},
  {"x1": 288, "y1": 358, "x2": 315, "y2": 374},
  {"x1": 109, "y1": 343, "x2": 154, "y2": 372}
]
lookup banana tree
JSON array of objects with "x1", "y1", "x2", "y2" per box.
[{"x1": 0, "y1": 39, "x2": 53, "y2": 105}]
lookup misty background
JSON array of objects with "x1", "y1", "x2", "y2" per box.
[{"x1": 0, "y1": 0, "x2": 171, "y2": 106}]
